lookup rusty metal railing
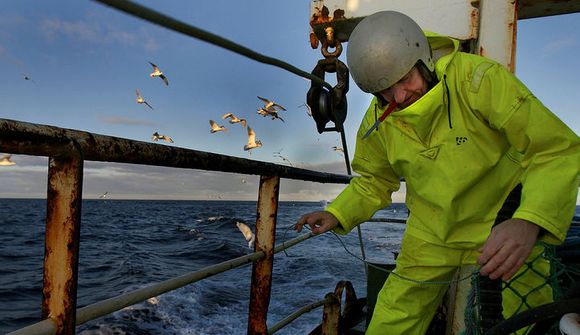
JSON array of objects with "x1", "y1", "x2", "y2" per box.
[{"x1": 0, "y1": 117, "x2": 351, "y2": 335}]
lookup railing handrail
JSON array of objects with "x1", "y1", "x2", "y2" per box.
[
  {"x1": 1, "y1": 118, "x2": 352, "y2": 335},
  {"x1": 0, "y1": 118, "x2": 351, "y2": 184},
  {"x1": 7, "y1": 232, "x2": 315, "y2": 335}
]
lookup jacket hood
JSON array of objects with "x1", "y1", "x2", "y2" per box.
[{"x1": 424, "y1": 31, "x2": 460, "y2": 79}]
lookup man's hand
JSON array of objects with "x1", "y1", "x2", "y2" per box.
[
  {"x1": 477, "y1": 218, "x2": 540, "y2": 281},
  {"x1": 295, "y1": 211, "x2": 339, "y2": 235}
]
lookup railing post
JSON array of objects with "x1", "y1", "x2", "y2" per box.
[
  {"x1": 247, "y1": 175, "x2": 280, "y2": 335},
  {"x1": 321, "y1": 293, "x2": 340, "y2": 335},
  {"x1": 42, "y1": 152, "x2": 83, "y2": 334}
]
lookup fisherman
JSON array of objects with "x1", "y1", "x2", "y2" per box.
[{"x1": 295, "y1": 11, "x2": 579, "y2": 334}]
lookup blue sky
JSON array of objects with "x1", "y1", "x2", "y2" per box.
[{"x1": 0, "y1": 1, "x2": 578, "y2": 201}]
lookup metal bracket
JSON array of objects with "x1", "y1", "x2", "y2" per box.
[{"x1": 306, "y1": 57, "x2": 349, "y2": 134}]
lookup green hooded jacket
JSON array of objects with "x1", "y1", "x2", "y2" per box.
[{"x1": 326, "y1": 32, "x2": 580, "y2": 248}]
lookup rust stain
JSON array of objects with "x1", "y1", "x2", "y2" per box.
[
  {"x1": 310, "y1": 5, "x2": 347, "y2": 25},
  {"x1": 310, "y1": 30, "x2": 319, "y2": 49},
  {"x1": 469, "y1": 7, "x2": 479, "y2": 39},
  {"x1": 310, "y1": 5, "x2": 330, "y2": 25}
]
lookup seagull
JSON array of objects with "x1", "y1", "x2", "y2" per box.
[
  {"x1": 299, "y1": 103, "x2": 313, "y2": 117},
  {"x1": 244, "y1": 127, "x2": 262, "y2": 151},
  {"x1": 136, "y1": 90, "x2": 153, "y2": 109},
  {"x1": 0, "y1": 154, "x2": 16, "y2": 166},
  {"x1": 148, "y1": 62, "x2": 169, "y2": 86},
  {"x1": 99, "y1": 191, "x2": 108, "y2": 199},
  {"x1": 236, "y1": 222, "x2": 255, "y2": 249},
  {"x1": 257, "y1": 96, "x2": 286, "y2": 111},
  {"x1": 23, "y1": 75, "x2": 36, "y2": 83},
  {"x1": 257, "y1": 107, "x2": 285, "y2": 122},
  {"x1": 332, "y1": 146, "x2": 344, "y2": 153},
  {"x1": 221, "y1": 113, "x2": 247, "y2": 127},
  {"x1": 256, "y1": 107, "x2": 270, "y2": 117},
  {"x1": 209, "y1": 120, "x2": 227, "y2": 133},
  {"x1": 274, "y1": 154, "x2": 293, "y2": 166},
  {"x1": 152, "y1": 131, "x2": 174, "y2": 143}
]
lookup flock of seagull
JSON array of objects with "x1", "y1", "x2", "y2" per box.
[
  {"x1": 208, "y1": 95, "x2": 288, "y2": 152},
  {"x1": 135, "y1": 62, "x2": 290, "y2": 153},
  {"x1": 133, "y1": 62, "x2": 176, "y2": 143}
]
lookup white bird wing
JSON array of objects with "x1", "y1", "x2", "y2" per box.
[
  {"x1": 136, "y1": 90, "x2": 142, "y2": 99},
  {"x1": 222, "y1": 112, "x2": 233, "y2": 120},
  {"x1": 257, "y1": 96, "x2": 270, "y2": 105},
  {"x1": 209, "y1": 119, "x2": 218, "y2": 130},
  {"x1": 247, "y1": 127, "x2": 257, "y2": 145},
  {"x1": 236, "y1": 222, "x2": 255, "y2": 248},
  {"x1": 273, "y1": 103, "x2": 286, "y2": 111},
  {"x1": 149, "y1": 61, "x2": 160, "y2": 72}
]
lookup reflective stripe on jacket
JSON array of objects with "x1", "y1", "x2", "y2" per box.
[{"x1": 326, "y1": 32, "x2": 580, "y2": 248}]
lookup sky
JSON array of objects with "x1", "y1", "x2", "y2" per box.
[{"x1": 0, "y1": 1, "x2": 578, "y2": 202}]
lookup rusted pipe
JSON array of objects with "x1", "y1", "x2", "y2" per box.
[
  {"x1": 42, "y1": 150, "x2": 84, "y2": 334},
  {"x1": 0, "y1": 118, "x2": 350, "y2": 185},
  {"x1": 247, "y1": 175, "x2": 280, "y2": 335},
  {"x1": 321, "y1": 292, "x2": 341, "y2": 335},
  {"x1": 267, "y1": 296, "x2": 333, "y2": 334}
]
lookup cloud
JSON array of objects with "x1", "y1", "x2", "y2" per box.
[
  {"x1": 542, "y1": 36, "x2": 578, "y2": 57},
  {"x1": 99, "y1": 116, "x2": 156, "y2": 126},
  {"x1": 0, "y1": 154, "x2": 411, "y2": 202},
  {"x1": 39, "y1": 17, "x2": 159, "y2": 51}
]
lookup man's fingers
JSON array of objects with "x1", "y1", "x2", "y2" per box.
[
  {"x1": 479, "y1": 245, "x2": 509, "y2": 277},
  {"x1": 487, "y1": 251, "x2": 518, "y2": 280},
  {"x1": 294, "y1": 215, "x2": 309, "y2": 232},
  {"x1": 501, "y1": 257, "x2": 526, "y2": 281}
]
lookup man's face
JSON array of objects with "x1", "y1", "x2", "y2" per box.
[{"x1": 378, "y1": 66, "x2": 428, "y2": 109}]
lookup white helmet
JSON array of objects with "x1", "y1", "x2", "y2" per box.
[{"x1": 346, "y1": 11, "x2": 434, "y2": 93}]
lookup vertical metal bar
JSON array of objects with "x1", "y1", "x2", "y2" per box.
[
  {"x1": 339, "y1": 126, "x2": 367, "y2": 277},
  {"x1": 42, "y1": 153, "x2": 83, "y2": 335},
  {"x1": 477, "y1": 0, "x2": 518, "y2": 71},
  {"x1": 321, "y1": 293, "x2": 340, "y2": 335},
  {"x1": 247, "y1": 175, "x2": 280, "y2": 335}
]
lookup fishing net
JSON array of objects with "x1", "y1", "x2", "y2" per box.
[{"x1": 463, "y1": 235, "x2": 580, "y2": 335}]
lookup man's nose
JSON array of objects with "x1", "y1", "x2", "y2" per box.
[{"x1": 393, "y1": 86, "x2": 407, "y2": 104}]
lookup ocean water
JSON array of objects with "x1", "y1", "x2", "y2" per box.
[
  {"x1": 0, "y1": 199, "x2": 408, "y2": 335},
  {"x1": 2, "y1": 200, "x2": 578, "y2": 335}
]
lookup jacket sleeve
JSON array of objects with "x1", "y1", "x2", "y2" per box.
[
  {"x1": 325, "y1": 99, "x2": 401, "y2": 235},
  {"x1": 470, "y1": 62, "x2": 580, "y2": 244}
]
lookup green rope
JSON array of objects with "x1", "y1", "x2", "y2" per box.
[{"x1": 93, "y1": 0, "x2": 334, "y2": 90}]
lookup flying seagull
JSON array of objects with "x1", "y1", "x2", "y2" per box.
[
  {"x1": 257, "y1": 96, "x2": 286, "y2": 111},
  {"x1": 257, "y1": 107, "x2": 285, "y2": 122},
  {"x1": 136, "y1": 90, "x2": 153, "y2": 109},
  {"x1": 23, "y1": 75, "x2": 36, "y2": 83},
  {"x1": 244, "y1": 127, "x2": 262, "y2": 151},
  {"x1": 222, "y1": 112, "x2": 247, "y2": 127},
  {"x1": 148, "y1": 62, "x2": 169, "y2": 86},
  {"x1": 152, "y1": 131, "x2": 174, "y2": 143},
  {"x1": 99, "y1": 191, "x2": 108, "y2": 199},
  {"x1": 0, "y1": 154, "x2": 16, "y2": 166},
  {"x1": 209, "y1": 120, "x2": 227, "y2": 133},
  {"x1": 274, "y1": 154, "x2": 293, "y2": 166},
  {"x1": 299, "y1": 103, "x2": 313, "y2": 117},
  {"x1": 332, "y1": 146, "x2": 344, "y2": 153},
  {"x1": 236, "y1": 221, "x2": 255, "y2": 249}
]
